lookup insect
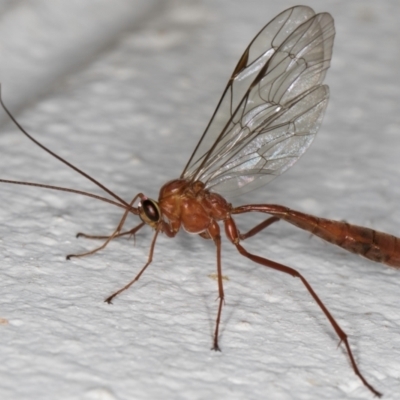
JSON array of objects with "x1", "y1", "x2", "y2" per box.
[{"x1": 0, "y1": 5, "x2": 395, "y2": 397}]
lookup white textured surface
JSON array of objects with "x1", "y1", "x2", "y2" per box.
[
  {"x1": 1, "y1": 1, "x2": 400, "y2": 399},
  {"x1": 0, "y1": 0, "x2": 159, "y2": 119}
]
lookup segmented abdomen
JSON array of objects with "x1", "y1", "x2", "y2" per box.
[{"x1": 279, "y1": 207, "x2": 400, "y2": 267}]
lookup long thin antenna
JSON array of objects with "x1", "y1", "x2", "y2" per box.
[
  {"x1": 0, "y1": 84, "x2": 130, "y2": 208},
  {"x1": 0, "y1": 179, "x2": 130, "y2": 210}
]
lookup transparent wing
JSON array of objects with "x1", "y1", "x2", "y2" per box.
[{"x1": 181, "y1": 6, "x2": 335, "y2": 197}]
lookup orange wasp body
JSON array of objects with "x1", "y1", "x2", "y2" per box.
[{"x1": 1, "y1": 5, "x2": 396, "y2": 397}]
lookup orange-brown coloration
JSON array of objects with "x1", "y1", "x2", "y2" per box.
[
  {"x1": 0, "y1": 107, "x2": 390, "y2": 399},
  {"x1": 158, "y1": 179, "x2": 231, "y2": 235},
  {"x1": 1, "y1": 6, "x2": 394, "y2": 397},
  {"x1": 134, "y1": 181, "x2": 396, "y2": 397},
  {"x1": 233, "y1": 204, "x2": 400, "y2": 267},
  {"x1": 156, "y1": 182, "x2": 400, "y2": 270}
]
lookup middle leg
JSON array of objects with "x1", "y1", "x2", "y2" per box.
[{"x1": 207, "y1": 220, "x2": 224, "y2": 351}]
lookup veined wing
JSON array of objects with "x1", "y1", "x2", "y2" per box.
[{"x1": 181, "y1": 6, "x2": 335, "y2": 197}]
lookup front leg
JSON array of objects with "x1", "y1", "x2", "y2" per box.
[
  {"x1": 105, "y1": 219, "x2": 179, "y2": 303},
  {"x1": 76, "y1": 224, "x2": 144, "y2": 240},
  {"x1": 67, "y1": 193, "x2": 143, "y2": 260}
]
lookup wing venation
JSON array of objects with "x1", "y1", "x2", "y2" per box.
[{"x1": 181, "y1": 6, "x2": 335, "y2": 197}]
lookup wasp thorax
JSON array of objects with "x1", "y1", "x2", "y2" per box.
[{"x1": 139, "y1": 198, "x2": 161, "y2": 227}]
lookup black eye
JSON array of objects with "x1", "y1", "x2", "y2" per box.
[{"x1": 142, "y1": 199, "x2": 160, "y2": 222}]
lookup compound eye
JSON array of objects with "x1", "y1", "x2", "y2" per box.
[{"x1": 141, "y1": 199, "x2": 160, "y2": 224}]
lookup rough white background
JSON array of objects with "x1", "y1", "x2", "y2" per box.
[{"x1": 0, "y1": 1, "x2": 399, "y2": 399}]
